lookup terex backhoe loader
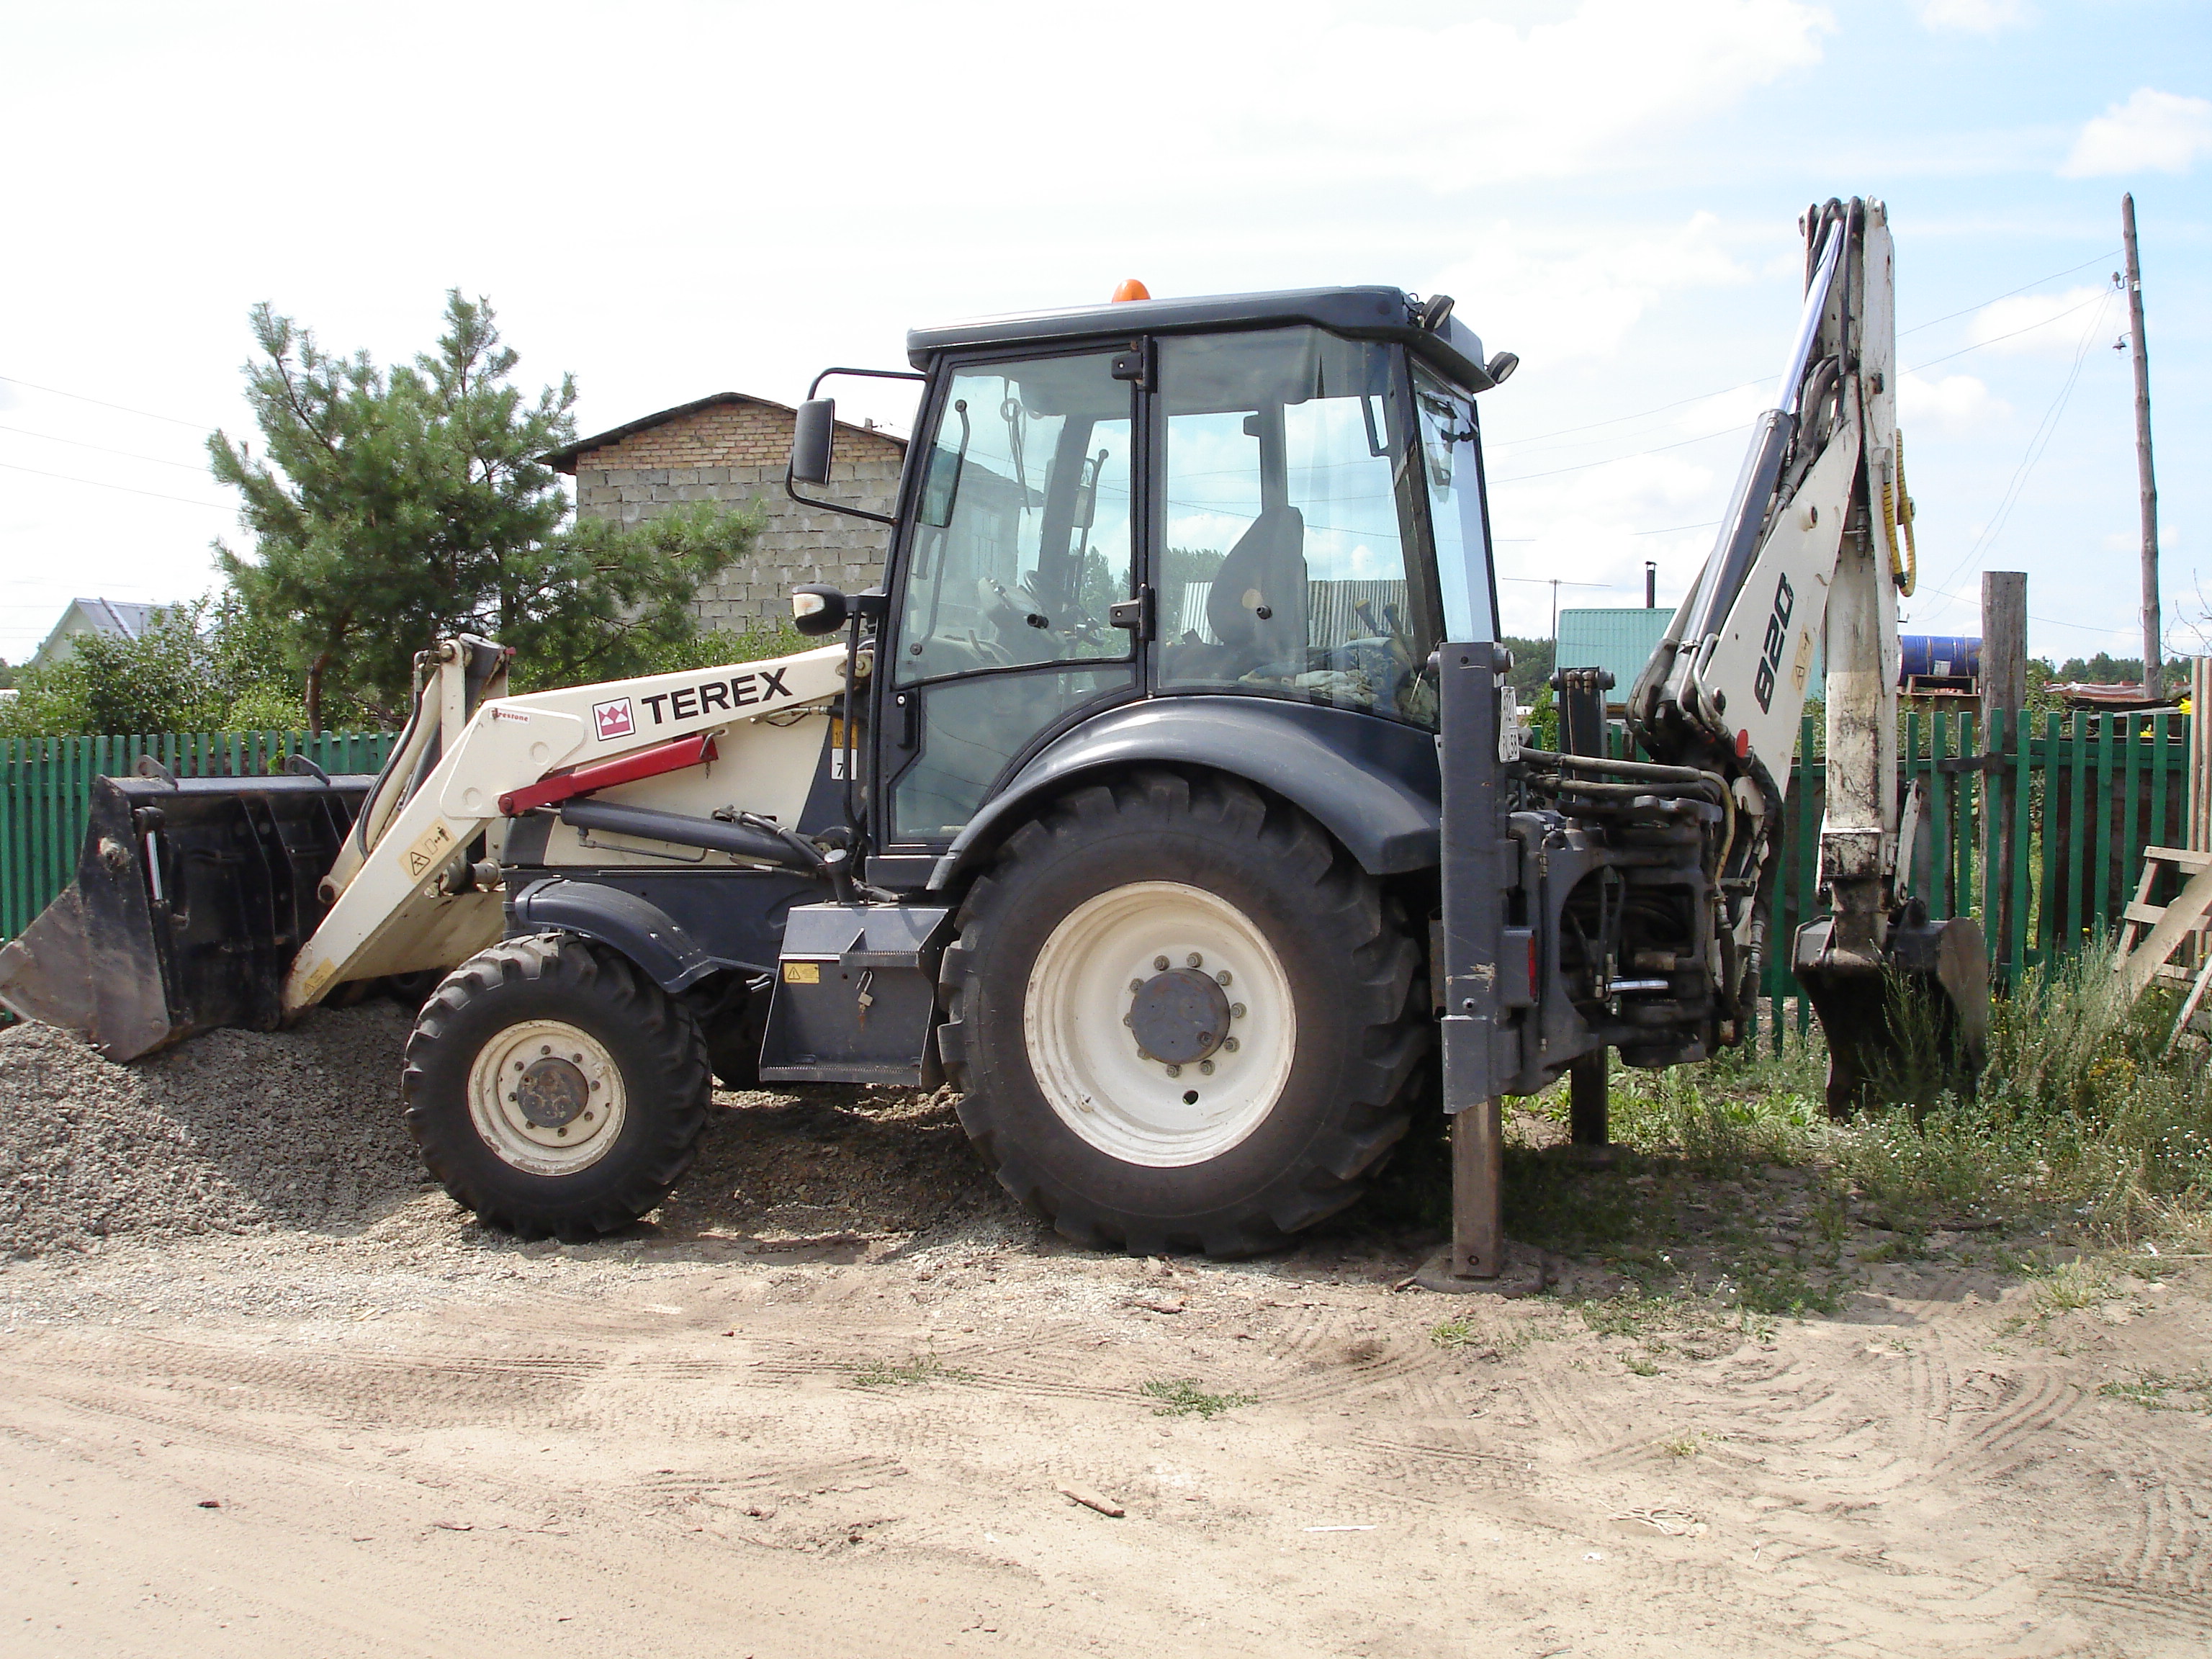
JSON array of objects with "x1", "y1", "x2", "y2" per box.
[{"x1": 1, "y1": 197, "x2": 1984, "y2": 1272}]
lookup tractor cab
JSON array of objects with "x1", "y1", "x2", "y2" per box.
[{"x1": 790, "y1": 287, "x2": 1515, "y2": 889}]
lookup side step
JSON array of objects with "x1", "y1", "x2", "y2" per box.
[{"x1": 0, "y1": 771, "x2": 370, "y2": 1061}]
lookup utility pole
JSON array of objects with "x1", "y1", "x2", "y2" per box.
[{"x1": 2123, "y1": 194, "x2": 2160, "y2": 702}]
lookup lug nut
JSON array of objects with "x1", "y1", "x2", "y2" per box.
[
  {"x1": 1230, "y1": 1003, "x2": 1246, "y2": 1019},
  {"x1": 1154, "y1": 956, "x2": 1169, "y2": 971},
  {"x1": 1216, "y1": 970, "x2": 1231, "y2": 986},
  {"x1": 1165, "y1": 1064, "x2": 1182, "y2": 1077},
  {"x1": 1123, "y1": 1013, "x2": 1133, "y2": 1026},
  {"x1": 1187, "y1": 953, "x2": 1202, "y2": 968},
  {"x1": 1223, "y1": 1037, "x2": 1239, "y2": 1052},
  {"x1": 1199, "y1": 1060, "x2": 1215, "y2": 1075},
  {"x1": 1128, "y1": 979, "x2": 1144, "y2": 994}
]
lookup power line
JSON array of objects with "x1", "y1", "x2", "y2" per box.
[
  {"x1": 0, "y1": 374, "x2": 212, "y2": 431},
  {"x1": 0, "y1": 458, "x2": 234, "y2": 511},
  {"x1": 0, "y1": 422, "x2": 210, "y2": 472},
  {"x1": 1923, "y1": 287, "x2": 2118, "y2": 597},
  {"x1": 1487, "y1": 255, "x2": 2128, "y2": 457},
  {"x1": 1895, "y1": 250, "x2": 2122, "y2": 338},
  {"x1": 1898, "y1": 286, "x2": 2113, "y2": 377}
]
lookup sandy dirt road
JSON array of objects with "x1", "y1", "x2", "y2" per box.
[{"x1": 3, "y1": 1056, "x2": 2209, "y2": 1657}]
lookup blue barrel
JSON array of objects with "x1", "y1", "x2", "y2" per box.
[{"x1": 1899, "y1": 634, "x2": 1980, "y2": 681}]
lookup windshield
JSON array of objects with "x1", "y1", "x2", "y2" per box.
[{"x1": 1412, "y1": 367, "x2": 1496, "y2": 643}]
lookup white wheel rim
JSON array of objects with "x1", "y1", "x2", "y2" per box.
[
  {"x1": 466, "y1": 1019, "x2": 629, "y2": 1176},
  {"x1": 1024, "y1": 881, "x2": 1295, "y2": 1168}
]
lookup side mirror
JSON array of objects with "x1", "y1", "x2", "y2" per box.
[
  {"x1": 790, "y1": 584, "x2": 850, "y2": 637},
  {"x1": 790, "y1": 398, "x2": 837, "y2": 485}
]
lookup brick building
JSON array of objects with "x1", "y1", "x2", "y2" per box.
[{"x1": 544, "y1": 393, "x2": 907, "y2": 628}]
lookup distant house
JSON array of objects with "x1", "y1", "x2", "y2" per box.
[
  {"x1": 543, "y1": 393, "x2": 907, "y2": 629},
  {"x1": 29, "y1": 598, "x2": 168, "y2": 670}
]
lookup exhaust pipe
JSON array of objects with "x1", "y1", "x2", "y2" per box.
[{"x1": 0, "y1": 769, "x2": 370, "y2": 1061}]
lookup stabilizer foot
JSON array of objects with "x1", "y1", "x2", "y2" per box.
[{"x1": 1414, "y1": 1244, "x2": 1552, "y2": 1297}]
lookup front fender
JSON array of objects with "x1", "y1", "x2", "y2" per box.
[
  {"x1": 507, "y1": 878, "x2": 729, "y2": 992},
  {"x1": 930, "y1": 696, "x2": 1441, "y2": 891}
]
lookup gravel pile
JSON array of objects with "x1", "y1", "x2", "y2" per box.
[{"x1": 0, "y1": 1006, "x2": 423, "y2": 1257}]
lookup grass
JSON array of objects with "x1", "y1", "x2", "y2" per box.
[
  {"x1": 2099, "y1": 1369, "x2": 2212, "y2": 1413},
  {"x1": 851, "y1": 1354, "x2": 969, "y2": 1388},
  {"x1": 1141, "y1": 1377, "x2": 1259, "y2": 1419},
  {"x1": 1364, "y1": 943, "x2": 2211, "y2": 1326}
]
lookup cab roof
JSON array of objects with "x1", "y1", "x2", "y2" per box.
[{"x1": 905, "y1": 285, "x2": 1497, "y2": 392}]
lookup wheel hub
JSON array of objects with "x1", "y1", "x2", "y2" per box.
[
  {"x1": 516, "y1": 1056, "x2": 589, "y2": 1128},
  {"x1": 1128, "y1": 969, "x2": 1231, "y2": 1065}
]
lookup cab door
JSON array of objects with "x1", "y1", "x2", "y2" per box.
[{"x1": 872, "y1": 349, "x2": 1141, "y2": 871}]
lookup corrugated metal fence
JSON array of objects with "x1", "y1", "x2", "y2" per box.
[{"x1": 1, "y1": 732, "x2": 396, "y2": 942}]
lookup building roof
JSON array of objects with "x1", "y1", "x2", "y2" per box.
[
  {"x1": 539, "y1": 391, "x2": 904, "y2": 475},
  {"x1": 30, "y1": 598, "x2": 166, "y2": 666},
  {"x1": 905, "y1": 285, "x2": 1498, "y2": 392}
]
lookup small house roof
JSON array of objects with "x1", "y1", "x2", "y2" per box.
[{"x1": 539, "y1": 391, "x2": 905, "y2": 475}]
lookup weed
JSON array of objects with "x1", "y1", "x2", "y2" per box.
[
  {"x1": 1621, "y1": 1352, "x2": 1661, "y2": 1377},
  {"x1": 2028, "y1": 1258, "x2": 2116, "y2": 1315},
  {"x1": 1141, "y1": 1377, "x2": 1258, "y2": 1419},
  {"x1": 1727, "y1": 1261, "x2": 1843, "y2": 1318},
  {"x1": 852, "y1": 1354, "x2": 968, "y2": 1388},
  {"x1": 1656, "y1": 1431, "x2": 1707, "y2": 1458},
  {"x1": 1431, "y1": 1315, "x2": 1486, "y2": 1349},
  {"x1": 2099, "y1": 1370, "x2": 2212, "y2": 1413}
]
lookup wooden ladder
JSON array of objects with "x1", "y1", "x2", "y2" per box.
[{"x1": 2116, "y1": 845, "x2": 2212, "y2": 1051}]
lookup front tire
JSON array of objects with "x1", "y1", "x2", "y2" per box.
[
  {"x1": 402, "y1": 934, "x2": 712, "y2": 1241},
  {"x1": 938, "y1": 770, "x2": 1427, "y2": 1257}
]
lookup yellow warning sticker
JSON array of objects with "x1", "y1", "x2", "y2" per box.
[
  {"x1": 1791, "y1": 626, "x2": 1816, "y2": 693},
  {"x1": 400, "y1": 818, "x2": 457, "y2": 884},
  {"x1": 297, "y1": 958, "x2": 336, "y2": 1004},
  {"x1": 783, "y1": 961, "x2": 821, "y2": 985}
]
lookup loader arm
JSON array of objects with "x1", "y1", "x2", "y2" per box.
[{"x1": 282, "y1": 642, "x2": 851, "y2": 1012}]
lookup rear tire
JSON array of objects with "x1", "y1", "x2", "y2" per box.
[
  {"x1": 402, "y1": 934, "x2": 711, "y2": 1241},
  {"x1": 938, "y1": 769, "x2": 1426, "y2": 1257}
]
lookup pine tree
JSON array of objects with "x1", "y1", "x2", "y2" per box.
[{"x1": 211, "y1": 292, "x2": 755, "y2": 729}]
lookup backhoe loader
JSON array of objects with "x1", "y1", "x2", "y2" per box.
[{"x1": 1, "y1": 197, "x2": 1984, "y2": 1271}]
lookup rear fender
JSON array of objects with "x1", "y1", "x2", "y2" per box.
[
  {"x1": 927, "y1": 697, "x2": 1440, "y2": 891},
  {"x1": 505, "y1": 878, "x2": 721, "y2": 993}
]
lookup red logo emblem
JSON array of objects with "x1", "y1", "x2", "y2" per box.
[{"x1": 592, "y1": 698, "x2": 634, "y2": 741}]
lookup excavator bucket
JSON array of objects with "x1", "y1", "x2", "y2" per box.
[
  {"x1": 1793, "y1": 914, "x2": 1990, "y2": 1117},
  {"x1": 0, "y1": 769, "x2": 370, "y2": 1062}
]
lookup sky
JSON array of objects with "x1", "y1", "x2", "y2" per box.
[{"x1": 3, "y1": 0, "x2": 2207, "y2": 666}]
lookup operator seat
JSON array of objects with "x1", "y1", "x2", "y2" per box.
[{"x1": 1202, "y1": 504, "x2": 1308, "y2": 680}]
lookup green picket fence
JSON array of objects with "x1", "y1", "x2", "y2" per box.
[
  {"x1": 1, "y1": 732, "x2": 397, "y2": 943},
  {"x1": 1757, "y1": 706, "x2": 2194, "y2": 1042},
  {"x1": 4, "y1": 713, "x2": 2195, "y2": 1047}
]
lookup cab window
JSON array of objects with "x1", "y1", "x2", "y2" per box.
[{"x1": 1156, "y1": 328, "x2": 1437, "y2": 727}]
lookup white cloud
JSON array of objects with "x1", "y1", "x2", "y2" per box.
[
  {"x1": 1675, "y1": 381, "x2": 1774, "y2": 438},
  {"x1": 1899, "y1": 372, "x2": 2010, "y2": 433},
  {"x1": 1916, "y1": 0, "x2": 2031, "y2": 34},
  {"x1": 2060, "y1": 88, "x2": 2212, "y2": 177},
  {"x1": 1221, "y1": 1, "x2": 1833, "y2": 190},
  {"x1": 1965, "y1": 284, "x2": 2112, "y2": 356},
  {"x1": 1429, "y1": 213, "x2": 1751, "y2": 367}
]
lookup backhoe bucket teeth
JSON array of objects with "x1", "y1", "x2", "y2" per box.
[
  {"x1": 1793, "y1": 915, "x2": 1990, "y2": 1117},
  {"x1": 0, "y1": 772, "x2": 371, "y2": 1062}
]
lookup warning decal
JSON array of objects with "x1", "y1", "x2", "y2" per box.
[{"x1": 400, "y1": 818, "x2": 457, "y2": 883}]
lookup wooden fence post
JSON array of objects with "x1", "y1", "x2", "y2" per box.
[
  {"x1": 1982, "y1": 572, "x2": 2027, "y2": 982},
  {"x1": 2194, "y1": 657, "x2": 2211, "y2": 854}
]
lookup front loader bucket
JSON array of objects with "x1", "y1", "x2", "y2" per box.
[
  {"x1": 1793, "y1": 914, "x2": 1990, "y2": 1117},
  {"x1": 0, "y1": 770, "x2": 370, "y2": 1061}
]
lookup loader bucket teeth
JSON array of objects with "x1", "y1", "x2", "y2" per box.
[
  {"x1": 0, "y1": 772, "x2": 371, "y2": 1062},
  {"x1": 1792, "y1": 914, "x2": 1989, "y2": 1118}
]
